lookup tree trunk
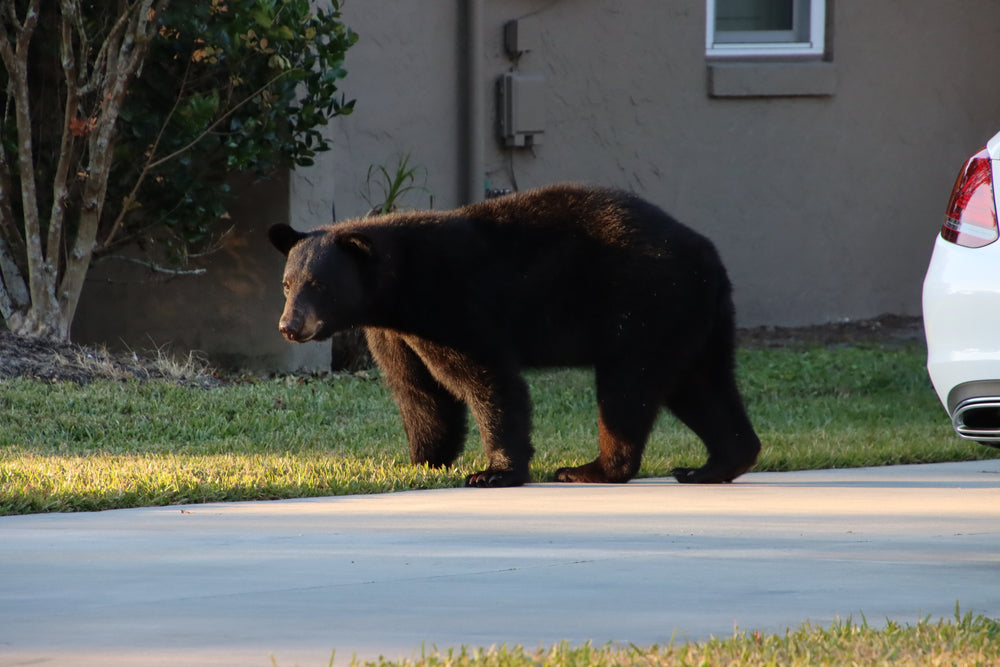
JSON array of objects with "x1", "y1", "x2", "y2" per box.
[
  {"x1": 0, "y1": 0, "x2": 64, "y2": 339},
  {"x1": 0, "y1": 0, "x2": 167, "y2": 342},
  {"x1": 6, "y1": 306, "x2": 72, "y2": 341}
]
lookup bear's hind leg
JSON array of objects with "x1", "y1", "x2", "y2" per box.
[
  {"x1": 365, "y1": 329, "x2": 468, "y2": 468},
  {"x1": 666, "y1": 358, "x2": 761, "y2": 484},
  {"x1": 555, "y1": 368, "x2": 661, "y2": 484}
]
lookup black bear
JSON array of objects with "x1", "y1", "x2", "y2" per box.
[{"x1": 269, "y1": 184, "x2": 761, "y2": 488}]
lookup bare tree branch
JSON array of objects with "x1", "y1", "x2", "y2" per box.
[
  {"x1": 46, "y1": 2, "x2": 84, "y2": 269},
  {"x1": 0, "y1": 234, "x2": 29, "y2": 320},
  {"x1": 99, "y1": 65, "x2": 291, "y2": 254},
  {"x1": 100, "y1": 57, "x2": 193, "y2": 251},
  {"x1": 81, "y1": 3, "x2": 131, "y2": 96},
  {"x1": 0, "y1": 140, "x2": 30, "y2": 313},
  {"x1": 0, "y1": 96, "x2": 28, "y2": 283},
  {"x1": 96, "y1": 255, "x2": 207, "y2": 276},
  {"x1": 153, "y1": 70, "x2": 292, "y2": 172},
  {"x1": 59, "y1": 0, "x2": 169, "y2": 325},
  {"x1": 0, "y1": 0, "x2": 60, "y2": 329},
  {"x1": 0, "y1": 0, "x2": 27, "y2": 38}
]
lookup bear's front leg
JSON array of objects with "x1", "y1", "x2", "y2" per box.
[
  {"x1": 402, "y1": 337, "x2": 534, "y2": 488},
  {"x1": 366, "y1": 329, "x2": 468, "y2": 468},
  {"x1": 461, "y1": 371, "x2": 533, "y2": 488}
]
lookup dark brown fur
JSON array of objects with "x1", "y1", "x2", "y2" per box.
[{"x1": 269, "y1": 184, "x2": 760, "y2": 487}]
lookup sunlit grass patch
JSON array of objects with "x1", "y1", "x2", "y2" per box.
[
  {"x1": 281, "y1": 610, "x2": 1000, "y2": 667},
  {"x1": 2, "y1": 343, "x2": 998, "y2": 515}
]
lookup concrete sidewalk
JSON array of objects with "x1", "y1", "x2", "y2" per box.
[{"x1": 2, "y1": 460, "x2": 999, "y2": 666}]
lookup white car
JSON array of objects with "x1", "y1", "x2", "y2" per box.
[{"x1": 923, "y1": 130, "x2": 1000, "y2": 447}]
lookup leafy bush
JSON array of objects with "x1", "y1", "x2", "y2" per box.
[
  {"x1": 0, "y1": 0, "x2": 357, "y2": 338},
  {"x1": 114, "y1": 0, "x2": 358, "y2": 262}
]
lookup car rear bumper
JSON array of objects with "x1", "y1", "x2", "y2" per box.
[{"x1": 924, "y1": 234, "x2": 1000, "y2": 443}]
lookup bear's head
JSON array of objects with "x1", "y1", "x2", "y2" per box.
[{"x1": 268, "y1": 223, "x2": 376, "y2": 343}]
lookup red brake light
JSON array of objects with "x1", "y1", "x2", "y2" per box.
[{"x1": 941, "y1": 148, "x2": 999, "y2": 248}]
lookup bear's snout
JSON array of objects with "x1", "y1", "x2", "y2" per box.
[
  {"x1": 278, "y1": 319, "x2": 302, "y2": 342},
  {"x1": 278, "y1": 306, "x2": 307, "y2": 341},
  {"x1": 278, "y1": 309, "x2": 325, "y2": 343}
]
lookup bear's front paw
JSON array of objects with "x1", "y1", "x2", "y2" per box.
[{"x1": 465, "y1": 469, "x2": 529, "y2": 488}]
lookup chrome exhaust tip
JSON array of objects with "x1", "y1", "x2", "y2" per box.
[{"x1": 952, "y1": 397, "x2": 1000, "y2": 442}]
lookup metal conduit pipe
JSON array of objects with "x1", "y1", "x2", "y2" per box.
[{"x1": 460, "y1": 0, "x2": 485, "y2": 205}]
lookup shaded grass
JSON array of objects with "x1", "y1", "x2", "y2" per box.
[
  {"x1": 540, "y1": 344, "x2": 1000, "y2": 475},
  {"x1": 333, "y1": 610, "x2": 1000, "y2": 667},
  {"x1": 2, "y1": 343, "x2": 998, "y2": 515}
]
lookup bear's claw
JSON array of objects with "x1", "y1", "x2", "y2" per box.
[
  {"x1": 672, "y1": 460, "x2": 754, "y2": 484},
  {"x1": 465, "y1": 469, "x2": 529, "y2": 488}
]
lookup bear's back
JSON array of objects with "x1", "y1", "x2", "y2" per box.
[
  {"x1": 460, "y1": 185, "x2": 727, "y2": 364},
  {"x1": 332, "y1": 184, "x2": 729, "y2": 366},
  {"x1": 463, "y1": 184, "x2": 671, "y2": 245}
]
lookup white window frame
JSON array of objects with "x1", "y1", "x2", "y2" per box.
[{"x1": 706, "y1": 0, "x2": 825, "y2": 58}]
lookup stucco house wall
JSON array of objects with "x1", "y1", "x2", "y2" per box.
[{"x1": 74, "y1": 1, "x2": 1000, "y2": 370}]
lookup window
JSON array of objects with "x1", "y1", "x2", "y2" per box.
[{"x1": 706, "y1": 0, "x2": 825, "y2": 58}]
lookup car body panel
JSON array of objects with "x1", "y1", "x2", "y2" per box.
[{"x1": 923, "y1": 128, "x2": 1000, "y2": 446}]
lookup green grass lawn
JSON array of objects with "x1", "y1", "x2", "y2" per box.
[
  {"x1": 327, "y1": 611, "x2": 1000, "y2": 667},
  {"x1": 1, "y1": 343, "x2": 998, "y2": 515}
]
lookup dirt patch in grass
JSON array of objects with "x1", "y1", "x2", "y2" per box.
[
  {"x1": 0, "y1": 315, "x2": 923, "y2": 384},
  {"x1": 738, "y1": 314, "x2": 923, "y2": 348},
  {"x1": 0, "y1": 331, "x2": 221, "y2": 386}
]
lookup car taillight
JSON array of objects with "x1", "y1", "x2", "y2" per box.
[{"x1": 941, "y1": 148, "x2": 999, "y2": 248}]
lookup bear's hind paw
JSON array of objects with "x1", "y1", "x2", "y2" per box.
[
  {"x1": 465, "y1": 469, "x2": 529, "y2": 488},
  {"x1": 555, "y1": 460, "x2": 633, "y2": 484},
  {"x1": 672, "y1": 460, "x2": 753, "y2": 484}
]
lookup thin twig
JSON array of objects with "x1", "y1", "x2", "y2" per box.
[
  {"x1": 145, "y1": 68, "x2": 293, "y2": 171},
  {"x1": 96, "y1": 255, "x2": 207, "y2": 276},
  {"x1": 101, "y1": 57, "x2": 194, "y2": 250}
]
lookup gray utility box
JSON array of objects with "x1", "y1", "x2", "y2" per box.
[{"x1": 498, "y1": 72, "x2": 545, "y2": 148}]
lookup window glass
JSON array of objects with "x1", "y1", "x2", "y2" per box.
[
  {"x1": 716, "y1": 0, "x2": 793, "y2": 33},
  {"x1": 707, "y1": 0, "x2": 824, "y2": 56}
]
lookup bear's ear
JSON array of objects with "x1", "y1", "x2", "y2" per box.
[
  {"x1": 268, "y1": 224, "x2": 306, "y2": 257},
  {"x1": 336, "y1": 232, "x2": 376, "y2": 260}
]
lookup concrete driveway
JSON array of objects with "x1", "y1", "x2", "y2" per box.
[{"x1": 2, "y1": 460, "x2": 999, "y2": 666}]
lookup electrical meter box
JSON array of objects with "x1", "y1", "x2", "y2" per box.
[
  {"x1": 504, "y1": 18, "x2": 538, "y2": 57},
  {"x1": 498, "y1": 72, "x2": 545, "y2": 148}
]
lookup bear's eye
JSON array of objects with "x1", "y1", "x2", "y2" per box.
[{"x1": 281, "y1": 281, "x2": 291, "y2": 295}]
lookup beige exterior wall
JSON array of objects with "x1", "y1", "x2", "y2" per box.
[
  {"x1": 73, "y1": 173, "x2": 295, "y2": 370},
  {"x1": 75, "y1": 1, "x2": 1000, "y2": 370}
]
